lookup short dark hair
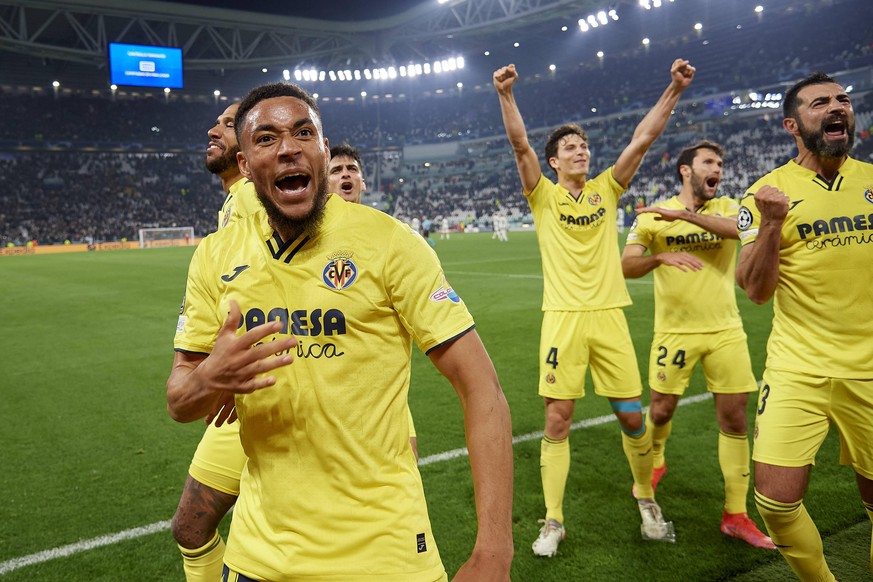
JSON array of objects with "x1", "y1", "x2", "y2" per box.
[
  {"x1": 330, "y1": 144, "x2": 364, "y2": 176},
  {"x1": 234, "y1": 82, "x2": 321, "y2": 143},
  {"x1": 783, "y1": 72, "x2": 839, "y2": 119},
  {"x1": 545, "y1": 124, "x2": 588, "y2": 176},
  {"x1": 675, "y1": 140, "x2": 724, "y2": 180}
]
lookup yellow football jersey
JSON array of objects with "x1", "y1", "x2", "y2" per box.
[
  {"x1": 176, "y1": 195, "x2": 473, "y2": 581},
  {"x1": 218, "y1": 178, "x2": 262, "y2": 230},
  {"x1": 526, "y1": 168, "x2": 630, "y2": 311},
  {"x1": 739, "y1": 157, "x2": 873, "y2": 378},
  {"x1": 626, "y1": 195, "x2": 743, "y2": 333}
]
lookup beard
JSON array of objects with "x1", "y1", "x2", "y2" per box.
[
  {"x1": 797, "y1": 115, "x2": 855, "y2": 159},
  {"x1": 689, "y1": 172, "x2": 715, "y2": 201},
  {"x1": 205, "y1": 145, "x2": 240, "y2": 175},
  {"x1": 257, "y1": 173, "x2": 330, "y2": 241}
]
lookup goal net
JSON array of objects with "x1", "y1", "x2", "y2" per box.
[{"x1": 138, "y1": 226, "x2": 195, "y2": 249}]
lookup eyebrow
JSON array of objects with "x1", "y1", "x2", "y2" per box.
[{"x1": 251, "y1": 118, "x2": 312, "y2": 134}]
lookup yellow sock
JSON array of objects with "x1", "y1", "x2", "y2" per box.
[
  {"x1": 622, "y1": 426, "x2": 654, "y2": 500},
  {"x1": 648, "y1": 410, "x2": 671, "y2": 470},
  {"x1": 718, "y1": 431, "x2": 750, "y2": 515},
  {"x1": 864, "y1": 501, "x2": 873, "y2": 574},
  {"x1": 179, "y1": 531, "x2": 225, "y2": 582},
  {"x1": 754, "y1": 490, "x2": 834, "y2": 581},
  {"x1": 540, "y1": 436, "x2": 570, "y2": 524}
]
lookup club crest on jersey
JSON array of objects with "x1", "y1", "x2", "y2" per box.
[
  {"x1": 430, "y1": 278, "x2": 461, "y2": 304},
  {"x1": 864, "y1": 187, "x2": 873, "y2": 205},
  {"x1": 322, "y1": 251, "x2": 358, "y2": 290},
  {"x1": 737, "y1": 207, "x2": 753, "y2": 231},
  {"x1": 545, "y1": 373, "x2": 556, "y2": 384},
  {"x1": 657, "y1": 371, "x2": 667, "y2": 383},
  {"x1": 588, "y1": 193, "x2": 602, "y2": 205}
]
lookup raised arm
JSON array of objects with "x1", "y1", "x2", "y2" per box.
[
  {"x1": 735, "y1": 186, "x2": 789, "y2": 304},
  {"x1": 613, "y1": 59, "x2": 695, "y2": 188},
  {"x1": 167, "y1": 300, "x2": 296, "y2": 423},
  {"x1": 636, "y1": 205, "x2": 739, "y2": 239},
  {"x1": 493, "y1": 64, "x2": 542, "y2": 193},
  {"x1": 428, "y1": 330, "x2": 513, "y2": 581}
]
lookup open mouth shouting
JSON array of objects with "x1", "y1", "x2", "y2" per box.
[
  {"x1": 823, "y1": 115, "x2": 848, "y2": 140},
  {"x1": 275, "y1": 171, "x2": 311, "y2": 199}
]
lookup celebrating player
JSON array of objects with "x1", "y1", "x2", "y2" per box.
[
  {"x1": 493, "y1": 58, "x2": 694, "y2": 556},
  {"x1": 621, "y1": 140, "x2": 774, "y2": 549},
  {"x1": 736, "y1": 72, "x2": 873, "y2": 580},
  {"x1": 167, "y1": 82, "x2": 513, "y2": 581}
]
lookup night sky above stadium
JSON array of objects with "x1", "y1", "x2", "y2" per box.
[{"x1": 168, "y1": 0, "x2": 430, "y2": 21}]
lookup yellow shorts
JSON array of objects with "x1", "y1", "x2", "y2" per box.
[
  {"x1": 753, "y1": 368, "x2": 873, "y2": 479},
  {"x1": 538, "y1": 309, "x2": 642, "y2": 400},
  {"x1": 648, "y1": 327, "x2": 758, "y2": 395},
  {"x1": 188, "y1": 421, "x2": 247, "y2": 496},
  {"x1": 189, "y1": 410, "x2": 419, "y2": 495}
]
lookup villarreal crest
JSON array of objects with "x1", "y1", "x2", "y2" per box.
[{"x1": 322, "y1": 251, "x2": 358, "y2": 290}]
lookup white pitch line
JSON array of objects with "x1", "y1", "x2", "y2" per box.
[{"x1": 1, "y1": 392, "x2": 713, "y2": 574}]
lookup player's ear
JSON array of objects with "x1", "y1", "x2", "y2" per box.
[
  {"x1": 679, "y1": 164, "x2": 691, "y2": 179},
  {"x1": 237, "y1": 151, "x2": 252, "y2": 179},
  {"x1": 548, "y1": 157, "x2": 558, "y2": 171},
  {"x1": 783, "y1": 117, "x2": 798, "y2": 136}
]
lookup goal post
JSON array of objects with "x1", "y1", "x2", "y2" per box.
[{"x1": 138, "y1": 226, "x2": 195, "y2": 249}]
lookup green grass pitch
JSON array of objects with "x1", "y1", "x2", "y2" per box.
[{"x1": 0, "y1": 230, "x2": 869, "y2": 580}]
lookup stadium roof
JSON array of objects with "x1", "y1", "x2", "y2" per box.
[{"x1": 0, "y1": 0, "x2": 857, "y2": 98}]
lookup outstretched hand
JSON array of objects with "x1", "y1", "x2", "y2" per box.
[
  {"x1": 198, "y1": 299, "x2": 297, "y2": 396},
  {"x1": 670, "y1": 58, "x2": 695, "y2": 89},
  {"x1": 493, "y1": 64, "x2": 518, "y2": 94},
  {"x1": 636, "y1": 205, "x2": 687, "y2": 222}
]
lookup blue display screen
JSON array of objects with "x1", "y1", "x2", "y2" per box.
[{"x1": 109, "y1": 43, "x2": 183, "y2": 89}]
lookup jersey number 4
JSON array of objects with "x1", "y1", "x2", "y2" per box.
[{"x1": 546, "y1": 347, "x2": 559, "y2": 369}]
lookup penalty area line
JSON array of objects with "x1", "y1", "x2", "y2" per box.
[{"x1": 1, "y1": 393, "x2": 713, "y2": 573}]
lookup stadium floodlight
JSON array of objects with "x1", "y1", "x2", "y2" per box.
[
  {"x1": 318, "y1": 71, "x2": 325, "y2": 81},
  {"x1": 379, "y1": 68, "x2": 388, "y2": 78},
  {"x1": 344, "y1": 69, "x2": 352, "y2": 80},
  {"x1": 415, "y1": 63, "x2": 423, "y2": 75},
  {"x1": 597, "y1": 11, "x2": 608, "y2": 24},
  {"x1": 329, "y1": 70, "x2": 337, "y2": 81},
  {"x1": 354, "y1": 70, "x2": 361, "y2": 80},
  {"x1": 302, "y1": 70, "x2": 311, "y2": 81},
  {"x1": 361, "y1": 91, "x2": 367, "y2": 97},
  {"x1": 434, "y1": 61, "x2": 442, "y2": 74},
  {"x1": 400, "y1": 66, "x2": 407, "y2": 77},
  {"x1": 596, "y1": 50, "x2": 604, "y2": 58},
  {"x1": 754, "y1": 5, "x2": 763, "y2": 13},
  {"x1": 694, "y1": 22, "x2": 703, "y2": 30},
  {"x1": 514, "y1": 42, "x2": 520, "y2": 47},
  {"x1": 294, "y1": 69, "x2": 302, "y2": 81},
  {"x1": 457, "y1": 56, "x2": 465, "y2": 69},
  {"x1": 283, "y1": 69, "x2": 290, "y2": 81},
  {"x1": 484, "y1": 50, "x2": 490, "y2": 56},
  {"x1": 313, "y1": 92, "x2": 319, "y2": 99},
  {"x1": 562, "y1": 25, "x2": 568, "y2": 31},
  {"x1": 262, "y1": 67, "x2": 268, "y2": 73},
  {"x1": 52, "y1": 80, "x2": 60, "y2": 88},
  {"x1": 609, "y1": 9, "x2": 618, "y2": 20},
  {"x1": 364, "y1": 69, "x2": 372, "y2": 79},
  {"x1": 213, "y1": 89, "x2": 220, "y2": 96},
  {"x1": 588, "y1": 15, "x2": 599, "y2": 27},
  {"x1": 579, "y1": 19, "x2": 590, "y2": 32},
  {"x1": 388, "y1": 67, "x2": 397, "y2": 79},
  {"x1": 457, "y1": 81, "x2": 463, "y2": 89},
  {"x1": 639, "y1": 0, "x2": 651, "y2": 9},
  {"x1": 549, "y1": 64, "x2": 556, "y2": 71},
  {"x1": 653, "y1": 0, "x2": 661, "y2": 7},
  {"x1": 423, "y1": 63, "x2": 431, "y2": 74},
  {"x1": 163, "y1": 87, "x2": 171, "y2": 94},
  {"x1": 110, "y1": 84, "x2": 118, "y2": 91}
]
